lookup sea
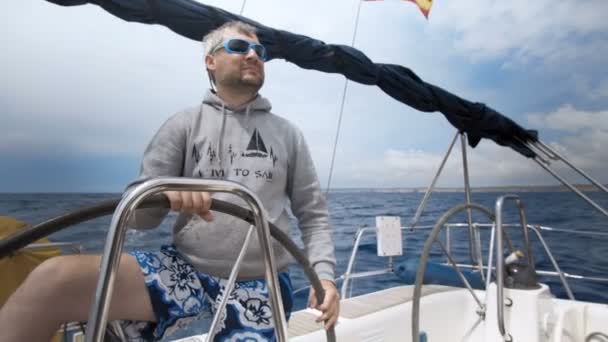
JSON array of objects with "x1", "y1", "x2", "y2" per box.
[{"x1": 2, "y1": 190, "x2": 608, "y2": 337}]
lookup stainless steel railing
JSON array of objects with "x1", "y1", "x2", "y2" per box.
[
  {"x1": 494, "y1": 195, "x2": 535, "y2": 341},
  {"x1": 339, "y1": 222, "x2": 608, "y2": 300},
  {"x1": 85, "y1": 177, "x2": 288, "y2": 342},
  {"x1": 520, "y1": 138, "x2": 608, "y2": 219}
]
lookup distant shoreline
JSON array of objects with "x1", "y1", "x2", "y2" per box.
[{"x1": 326, "y1": 184, "x2": 607, "y2": 193}]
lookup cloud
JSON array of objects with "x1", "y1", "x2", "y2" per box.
[
  {"x1": 334, "y1": 104, "x2": 608, "y2": 188},
  {"x1": 526, "y1": 105, "x2": 608, "y2": 173},
  {"x1": 573, "y1": 77, "x2": 608, "y2": 101},
  {"x1": 2, "y1": 0, "x2": 607, "y2": 191},
  {"x1": 432, "y1": 0, "x2": 608, "y2": 67},
  {"x1": 527, "y1": 104, "x2": 608, "y2": 132},
  {"x1": 334, "y1": 143, "x2": 541, "y2": 188}
]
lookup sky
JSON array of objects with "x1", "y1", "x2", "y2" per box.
[{"x1": 1, "y1": 0, "x2": 607, "y2": 192}]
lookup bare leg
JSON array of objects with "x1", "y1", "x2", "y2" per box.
[{"x1": 0, "y1": 254, "x2": 154, "y2": 342}]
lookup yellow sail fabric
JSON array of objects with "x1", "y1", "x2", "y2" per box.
[
  {"x1": 0, "y1": 216, "x2": 61, "y2": 305},
  {"x1": 0, "y1": 216, "x2": 64, "y2": 341}
]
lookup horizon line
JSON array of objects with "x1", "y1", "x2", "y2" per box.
[{"x1": 1, "y1": 183, "x2": 605, "y2": 195}]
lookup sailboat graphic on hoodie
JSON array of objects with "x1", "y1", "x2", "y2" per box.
[
  {"x1": 244, "y1": 128, "x2": 268, "y2": 157},
  {"x1": 241, "y1": 129, "x2": 278, "y2": 167}
]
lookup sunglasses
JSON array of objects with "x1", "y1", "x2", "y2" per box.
[{"x1": 211, "y1": 38, "x2": 268, "y2": 62}]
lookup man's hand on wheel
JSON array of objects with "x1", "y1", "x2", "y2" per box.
[
  {"x1": 164, "y1": 191, "x2": 214, "y2": 222},
  {"x1": 308, "y1": 279, "x2": 340, "y2": 330}
]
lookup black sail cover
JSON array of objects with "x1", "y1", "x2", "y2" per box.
[{"x1": 47, "y1": 0, "x2": 538, "y2": 157}]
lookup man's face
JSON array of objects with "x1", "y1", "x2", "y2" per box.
[{"x1": 206, "y1": 30, "x2": 265, "y2": 92}]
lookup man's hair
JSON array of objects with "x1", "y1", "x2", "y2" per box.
[{"x1": 202, "y1": 21, "x2": 258, "y2": 56}]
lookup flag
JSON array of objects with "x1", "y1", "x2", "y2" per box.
[
  {"x1": 408, "y1": 0, "x2": 432, "y2": 19},
  {"x1": 364, "y1": 0, "x2": 433, "y2": 19}
]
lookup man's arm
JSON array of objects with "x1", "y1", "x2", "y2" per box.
[
  {"x1": 127, "y1": 112, "x2": 189, "y2": 229},
  {"x1": 287, "y1": 127, "x2": 339, "y2": 328},
  {"x1": 287, "y1": 128, "x2": 336, "y2": 281}
]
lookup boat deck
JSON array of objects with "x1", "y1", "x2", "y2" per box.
[{"x1": 288, "y1": 284, "x2": 458, "y2": 337}]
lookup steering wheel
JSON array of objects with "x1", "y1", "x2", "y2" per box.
[
  {"x1": 411, "y1": 203, "x2": 494, "y2": 342},
  {"x1": 0, "y1": 195, "x2": 336, "y2": 342}
]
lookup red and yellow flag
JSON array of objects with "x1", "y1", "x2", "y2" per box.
[
  {"x1": 408, "y1": 0, "x2": 432, "y2": 19},
  {"x1": 364, "y1": 0, "x2": 433, "y2": 19}
]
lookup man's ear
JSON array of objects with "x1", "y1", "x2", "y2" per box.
[{"x1": 205, "y1": 54, "x2": 216, "y2": 72}]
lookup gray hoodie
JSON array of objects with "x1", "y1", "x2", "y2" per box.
[{"x1": 130, "y1": 90, "x2": 336, "y2": 281}]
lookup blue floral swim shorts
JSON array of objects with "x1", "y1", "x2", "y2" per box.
[{"x1": 122, "y1": 245, "x2": 293, "y2": 341}]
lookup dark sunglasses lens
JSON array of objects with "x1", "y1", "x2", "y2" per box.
[
  {"x1": 252, "y1": 45, "x2": 266, "y2": 60},
  {"x1": 227, "y1": 39, "x2": 249, "y2": 53}
]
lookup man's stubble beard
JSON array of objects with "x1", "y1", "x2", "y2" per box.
[
  {"x1": 227, "y1": 73, "x2": 264, "y2": 94},
  {"x1": 214, "y1": 62, "x2": 265, "y2": 94}
]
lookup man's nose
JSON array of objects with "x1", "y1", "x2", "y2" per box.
[{"x1": 245, "y1": 48, "x2": 261, "y2": 61}]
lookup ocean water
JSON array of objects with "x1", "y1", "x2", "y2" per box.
[{"x1": 2, "y1": 191, "x2": 608, "y2": 333}]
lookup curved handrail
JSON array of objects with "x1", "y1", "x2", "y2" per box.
[
  {"x1": 340, "y1": 225, "x2": 373, "y2": 299},
  {"x1": 494, "y1": 195, "x2": 538, "y2": 341},
  {"x1": 411, "y1": 203, "x2": 495, "y2": 342},
  {"x1": 587, "y1": 332, "x2": 608, "y2": 342}
]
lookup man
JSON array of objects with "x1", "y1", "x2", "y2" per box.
[{"x1": 0, "y1": 21, "x2": 339, "y2": 341}]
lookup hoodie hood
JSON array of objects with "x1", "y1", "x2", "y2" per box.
[{"x1": 202, "y1": 90, "x2": 272, "y2": 113}]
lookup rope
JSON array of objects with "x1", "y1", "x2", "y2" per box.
[
  {"x1": 325, "y1": 0, "x2": 364, "y2": 195},
  {"x1": 239, "y1": 0, "x2": 247, "y2": 15}
]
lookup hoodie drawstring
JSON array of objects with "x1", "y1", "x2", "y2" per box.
[
  {"x1": 217, "y1": 102, "x2": 227, "y2": 171},
  {"x1": 207, "y1": 94, "x2": 259, "y2": 175},
  {"x1": 245, "y1": 104, "x2": 252, "y2": 132}
]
